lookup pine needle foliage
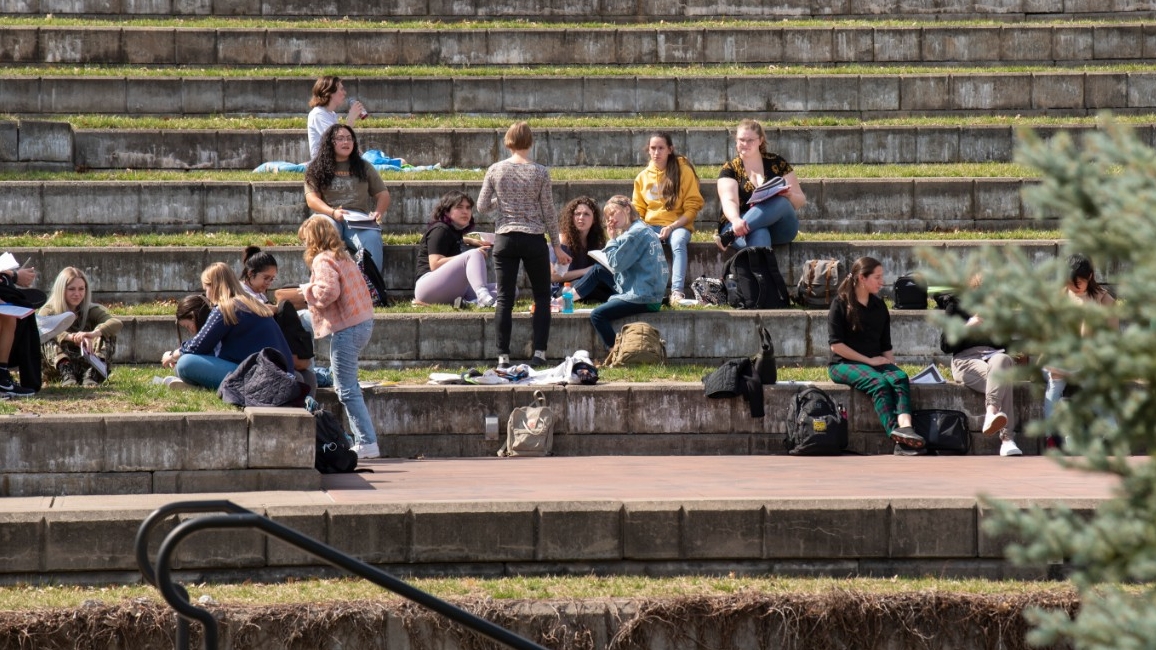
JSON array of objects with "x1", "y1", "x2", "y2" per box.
[{"x1": 919, "y1": 115, "x2": 1156, "y2": 649}]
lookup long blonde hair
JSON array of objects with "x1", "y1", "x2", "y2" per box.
[
  {"x1": 299, "y1": 215, "x2": 351, "y2": 266},
  {"x1": 47, "y1": 266, "x2": 92, "y2": 319},
  {"x1": 200, "y1": 262, "x2": 273, "y2": 325}
]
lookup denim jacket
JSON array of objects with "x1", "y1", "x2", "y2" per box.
[{"x1": 605, "y1": 219, "x2": 669, "y2": 305}]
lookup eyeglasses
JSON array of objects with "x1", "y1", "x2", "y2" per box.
[{"x1": 333, "y1": 136, "x2": 354, "y2": 143}]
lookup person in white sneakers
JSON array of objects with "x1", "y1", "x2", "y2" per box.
[
  {"x1": 412, "y1": 191, "x2": 497, "y2": 308},
  {"x1": 939, "y1": 280, "x2": 1022, "y2": 457}
]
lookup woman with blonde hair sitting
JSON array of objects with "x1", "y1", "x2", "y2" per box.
[
  {"x1": 161, "y1": 262, "x2": 292, "y2": 391},
  {"x1": 299, "y1": 216, "x2": 380, "y2": 459},
  {"x1": 38, "y1": 266, "x2": 123, "y2": 387}
]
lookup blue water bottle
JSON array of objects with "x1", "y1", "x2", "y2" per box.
[{"x1": 561, "y1": 283, "x2": 574, "y2": 313}]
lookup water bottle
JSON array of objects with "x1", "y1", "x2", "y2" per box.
[{"x1": 561, "y1": 283, "x2": 574, "y2": 313}]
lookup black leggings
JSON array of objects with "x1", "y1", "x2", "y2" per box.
[{"x1": 493, "y1": 231, "x2": 552, "y2": 355}]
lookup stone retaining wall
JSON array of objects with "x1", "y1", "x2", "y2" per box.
[
  {"x1": 0, "y1": 0, "x2": 1148, "y2": 19},
  {"x1": 0, "y1": 178, "x2": 1053, "y2": 234},
  {"x1": 6, "y1": 239, "x2": 1066, "y2": 305},
  {"x1": 104, "y1": 309, "x2": 985, "y2": 368},
  {"x1": 4, "y1": 120, "x2": 1132, "y2": 170},
  {"x1": 1, "y1": 72, "x2": 1152, "y2": 117},
  {"x1": 0, "y1": 407, "x2": 318, "y2": 496},
  {"x1": 3, "y1": 24, "x2": 1152, "y2": 66},
  {"x1": 314, "y1": 381, "x2": 1042, "y2": 459}
]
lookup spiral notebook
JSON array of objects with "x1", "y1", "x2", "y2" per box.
[{"x1": 747, "y1": 176, "x2": 789, "y2": 205}]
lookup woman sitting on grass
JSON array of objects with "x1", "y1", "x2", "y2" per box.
[
  {"x1": 589, "y1": 196, "x2": 669, "y2": 351},
  {"x1": 827, "y1": 256, "x2": 922, "y2": 455},
  {"x1": 413, "y1": 191, "x2": 496, "y2": 308},
  {"x1": 552, "y1": 196, "x2": 613, "y2": 304},
  {"x1": 38, "y1": 267, "x2": 122, "y2": 387},
  {"x1": 161, "y1": 263, "x2": 293, "y2": 392}
]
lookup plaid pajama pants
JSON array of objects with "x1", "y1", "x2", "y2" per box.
[{"x1": 828, "y1": 362, "x2": 911, "y2": 434}]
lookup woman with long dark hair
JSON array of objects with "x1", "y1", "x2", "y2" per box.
[
  {"x1": 553, "y1": 196, "x2": 613, "y2": 303},
  {"x1": 305, "y1": 124, "x2": 390, "y2": 273},
  {"x1": 632, "y1": 132, "x2": 703, "y2": 302},
  {"x1": 827, "y1": 256, "x2": 921, "y2": 454},
  {"x1": 413, "y1": 191, "x2": 496, "y2": 307}
]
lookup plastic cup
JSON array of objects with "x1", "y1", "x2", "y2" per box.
[{"x1": 554, "y1": 262, "x2": 569, "y2": 276}]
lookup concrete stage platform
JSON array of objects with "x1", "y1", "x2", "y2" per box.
[{"x1": 2, "y1": 455, "x2": 1122, "y2": 583}]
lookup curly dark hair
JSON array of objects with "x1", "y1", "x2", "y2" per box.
[
  {"x1": 428, "y1": 191, "x2": 477, "y2": 232},
  {"x1": 559, "y1": 196, "x2": 606, "y2": 260},
  {"x1": 305, "y1": 124, "x2": 368, "y2": 194}
]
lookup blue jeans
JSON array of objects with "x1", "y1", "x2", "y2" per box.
[
  {"x1": 572, "y1": 264, "x2": 615, "y2": 304},
  {"x1": 321, "y1": 215, "x2": 384, "y2": 274},
  {"x1": 650, "y1": 225, "x2": 691, "y2": 292},
  {"x1": 1044, "y1": 369, "x2": 1066, "y2": 419},
  {"x1": 590, "y1": 299, "x2": 655, "y2": 349},
  {"x1": 175, "y1": 353, "x2": 238, "y2": 391},
  {"x1": 721, "y1": 196, "x2": 799, "y2": 249},
  {"x1": 330, "y1": 319, "x2": 376, "y2": 446}
]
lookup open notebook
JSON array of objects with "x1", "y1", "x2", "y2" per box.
[{"x1": 587, "y1": 249, "x2": 612, "y2": 272}]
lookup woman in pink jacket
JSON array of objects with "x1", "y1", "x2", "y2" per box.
[{"x1": 299, "y1": 215, "x2": 379, "y2": 459}]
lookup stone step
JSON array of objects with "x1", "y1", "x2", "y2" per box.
[
  {"x1": 2, "y1": 70, "x2": 1150, "y2": 118},
  {"x1": 106, "y1": 308, "x2": 1000, "y2": 368},
  {"x1": 8, "y1": 119, "x2": 1133, "y2": 171},
  {"x1": 2, "y1": 23, "x2": 1150, "y2": 66},
  {"x1": 0, "y1": 177, "x2": 1052, "y2": 234},
  {"x1": 9, "y1": 239, "x2": 1066, "y2": 305},
  {"x1": 1, "y1": 0, "x2": 1150, "y2": 20}
]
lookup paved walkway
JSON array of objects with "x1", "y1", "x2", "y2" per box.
[{"x1": 322, "y1": 455, "x2": 1121, "y2": 504}]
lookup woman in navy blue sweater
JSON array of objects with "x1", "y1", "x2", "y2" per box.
[{"x1": 161, "y1": 263, "x2": 292, "y2": 391}]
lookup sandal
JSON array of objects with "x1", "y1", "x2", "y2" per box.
[{"x1": 889, "y1": 426, "x2": 925, "y2": 449}]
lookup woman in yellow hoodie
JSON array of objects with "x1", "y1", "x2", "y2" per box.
[{"x1": 632, "y1": 133, "x2": 704, "y2": 303}]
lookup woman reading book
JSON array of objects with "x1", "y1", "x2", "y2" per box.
[
  {"x1": 39, "y1": 267, "x2": 122, "y2": 387},
  {"x1": 715, "y1": 119, "x2": 807, "y2": 252}
]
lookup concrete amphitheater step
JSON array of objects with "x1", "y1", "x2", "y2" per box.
[
  {"x1": 2, "y1": 0, "x2": 1151, "y2": 20},
  {"x1": 107, "y1": 306, "x2": 1021, "y2": 368},
  {"x1": 1, "y1": 22, "x2": 1150, "y2": 66},
  {"x1": 2, "y1": 70, "x2": 1150, "y2": 118},
  {"x1": 7, "y1": 120, "x2": 1135, "y2": 171},
  {"x1": 0, "y1": 177, "x2": 1054, "y2": 234},
  {"x1": 10, "y1": 239, "x2": 1067, "y2": 305}
]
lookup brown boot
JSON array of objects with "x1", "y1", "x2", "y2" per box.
[{"x1": 57, "y1": 361, "x2": 78, "y2": 387}]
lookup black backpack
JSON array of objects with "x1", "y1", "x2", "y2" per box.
[
  {"x1": 793, "y1": 259, "x2": 843, "y2": 309},
  {"x1": 721, "y1": 247, "x2": 791, "y2": 309},
  {"x1": 785, "y1": 386, "x2": 848, "y2": 456},
  {"x1": 912, "y1": 409, "x2": 970, "y2": 455},
  {"x1": 314, "y1": 409, "x2": 359, "y2": 473},
  {"x1": 893, "y1": 273, "x2": 928, "y2": 310}
]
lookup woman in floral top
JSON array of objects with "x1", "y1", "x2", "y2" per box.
[{"x1": 715, "y1": 119, "x2": 807, "y2": 252}]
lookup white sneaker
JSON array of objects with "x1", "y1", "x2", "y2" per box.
[
  {"x1": 670, "y1": 290, "x2": 685, "y2": 303},
  {"x1": 353, "y1": 442, "x2": 381, "y2": 459},
  {"x1": 1000, "y1": 437, "x2": 1023, "y2": 457},
  {"x1": 475, "y1": 293, "x2": 496, "y2": 308},
  {"x1": 982, "y1": 411, "x2": 1008, "y2": 436},
  {"x1": 38, "y1": 312, "x2": 76, "y2": 344}
]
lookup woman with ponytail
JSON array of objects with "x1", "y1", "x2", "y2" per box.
[
  {"x1": 827, "y1": 256, "x2": 922, "y2": 454},
  {"x1": 632, "y1": 132, "x2": 703, "y2": 303}
]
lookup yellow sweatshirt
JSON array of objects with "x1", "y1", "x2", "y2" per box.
[{"x1": 631, "y1": 157, "x2": 704, "y2": 232}]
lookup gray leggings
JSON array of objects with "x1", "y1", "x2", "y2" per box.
[{"x1": 414, "y1": 247, "x2": 494, "y2": 304}]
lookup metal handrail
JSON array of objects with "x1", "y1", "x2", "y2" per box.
[{"x1": 136, "y1": 500, "x2": 551, "y2": 650}]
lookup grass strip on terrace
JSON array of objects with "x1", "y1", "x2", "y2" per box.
[
  {"x1": 15, "y1": 113, "x2": 1156, "y2": 130},
  {"x1": 5, "y1": 62, "x2": 1156, "y2": 77},
  {"x1": 0, "y1": 363, "x2": 937, "y2": 416},
  {"x1": 0, "y1": 228, "x2": 1064, "y2": 249},
  {"x1": 0, "y1": 162, "x2": 1041, "y2": 183},
  {"x1": 0, "y1": 15, "x2": 1141, "y2": 28},
  {"x1": 0, "y1": 576, "x2": 1077, "y2": 610}
]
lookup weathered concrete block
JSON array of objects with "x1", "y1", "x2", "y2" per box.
[
  {"x1": 915, "y1": 179, "x2": 973, "y2": 221},
  {"x1": 217, "y1": 28, "x2": 266, "y2": 64},
  {"x1": 0, "y1": 122, "x2": 16, "y2": 163},
  {"x1": 564, "y1": 385, "x2": 630, "y2": 436},
  {"x1": 1053, "y1": 25, "x2": 1093, "y2": 62},
  {"x1": 584, "y1": 77, "x2": 646, "y2": 113},
  {"x1": 915, "y1": 127, "x2": 960, "y2": 164},
  {"x1": 806, "y1": 75, "x2": 859, "y2": 112},
  {"x1": 923, "y1": 26, "x2": 1000, "y2": 62},
  {"x1": 1127, "y1": 73, "x2": 1156, "y2": 110},
  {"x1": 859, "y1": 75, "x2": 900, "y2": 112},
  {"x1": 833, "y1": 27, "x2": 873, "y2": 62},
  {"x1": 953, "y1": 74, "x2": 1032, "y2": 110},
  {"x1": 44, "y1": 510, "x2": 149, "y2": 571},
  {"x1": 246, "y1": 407, "x2": 315, "y2": 469},
  {"x1": 677, "y1": 77, "x2": 727, "y2": 112},
  {"x1": 264, "y1": 504, "x2": 328, "y2": 565},
  {"x1": 783, "y1": 27, "x2": 832, "y2": 63},
  {"x1": 1094, "y1": 24, "x2": 1143, "y2": 60},
  {"x1": 267, "y1": 29, "x2": 346, "y2": 65},
  {"x1": 0, "y1": 510, "x2": 44, "y2": 571},
  {"x1": 862, "y1": 126, "x2": 915, "y2": 164},
  {"x1": 504, "y1": 77, "x2": 575, "y2": 113},
  {"x1": 656, "y1": 29, "x2": 703, "y2": 64},
  {"x1": 900, "y1": 76, "x2": 951, "y2": 111},
  {"x1": 42, "y1": 77, "x2": 122, "y2": 114},
  {"x1": 1032, "y1": 73, "x2": 1085, "y2": 110},
  {"x1": 174, "y1": 511, "x2": 266, "y2": 569},
  {"x1": 822, "y1": 179, "x2": 913, "y2": 223},
  {"x1": 891, "y1": 499, "x2": 977, "y2": 558},
  {"x1": 181, "y1": 77, "x2": 223, "y2": 114},
  {"x1": 623, "y1": 503, "x2": 681, "y2": 559},
  {"x1": 40, "y1": 27, "x2": 123, "y2": 63},
  {"x1": 6, "y1": 472, "x2": 153, "y2": 497},
  {"x1": 958, "y1": 125, "x2": 1014, "y2": 163},
  {"x1": 152, "y1": 470, "x2": 255, "y2": 493},
  {"x1": 1000, "y1": 26, "x2": 1053, "y2": 62},
  {"x1": 1085, "y1": 73, "x2": 1128, "y2": 109},
  {"x1": 766, "y1": 498, "x2": 890, "y2": 558},
  {"x1": 974, "y1": 178, "x2": 1025, "y2": 221},
  {"x1": 185, "y1": 412, "x2": 249, "y2": 470},
  {"x1": 327, "y1": 504, "x2": 409, "y2": 564},
  {"x1": 124, "y1": 27, "x2": 177, "y2": 64},
  {"x1": 0, "y1": 27, "x2": 38, "y2": 63},
  {"x1": 628, "y1": 385, "x2": 734, "y2": 434},
  {"x1": 411, "y1": 503, "x2": 536, "y2": 562},
  {"x1": 451, "y1": 77, "x2": 504, "y2": 114},
  {"x1": 250, "y1": 183, "x2": 305, "y2": 226},
  {"x1": 683, "y1": 501, "x2": 764, "y2": 559},
  {"x1": 703, "y1": 28, "x2": 783, "y2": 63},
  {"x1": 103, "y1": 413, "x2": 189, "y2": 471},
  {"x1": 222, "y1": 77, "x2": 275, "y2": 115},
  {"x1": 562, "y1": 30, "x2": 617, "y2": 66},
  {"x1": 873, "y1": 28, "x2": 919, "y2": 62},
  {"x1": 537, "y1": 502, "x2": 622, "y2": 560},
  {"x1": 0, "y1": 415, "x2": 105, "y2": 473},
  {"x1": 0, "y1": 78, "x2": 40, "y2": 113},
  {"x1": 126, "y1": 77, "x2": 182, "y2": 114},
  {"x1": 16, "y1": 120, "x2": 73, "y2": 163}
]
